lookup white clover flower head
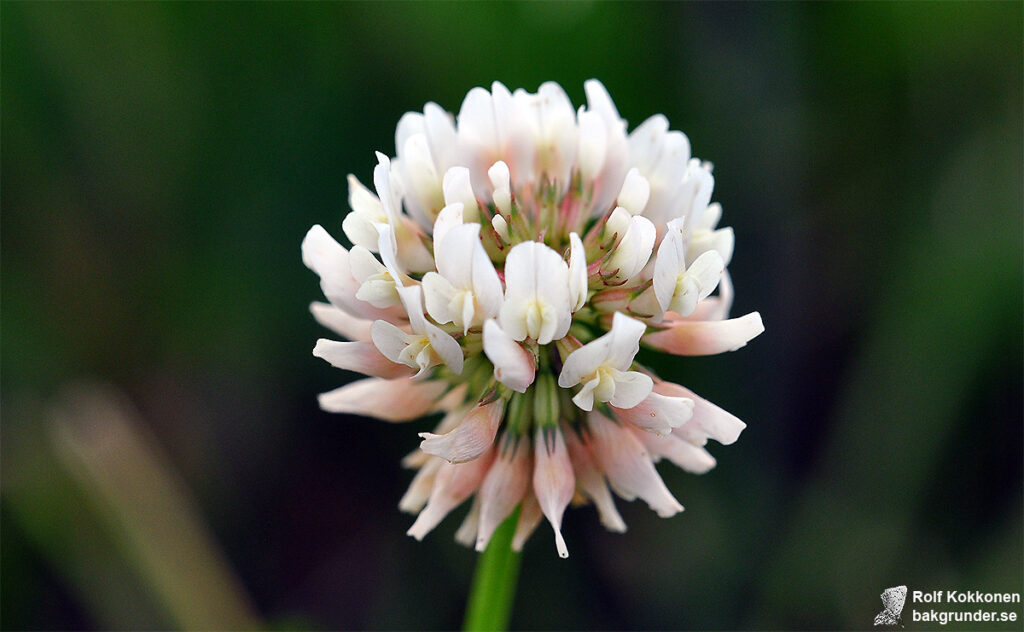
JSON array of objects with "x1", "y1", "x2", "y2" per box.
[{"x1": 303, "y1": 79, "x2": 764, "y2": 558}]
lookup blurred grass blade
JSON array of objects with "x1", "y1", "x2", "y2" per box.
[{"x1": 49, "y1": 382, "x2": 261, "y2": 631}]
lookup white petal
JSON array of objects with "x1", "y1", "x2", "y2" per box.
[
  {"x1": 583, "y1": 79, "x2": 629, "y2": 217},
  {"x1": 344, "y1": 175, "x2": 387, "y2": 250},
  {"x1": 432, "y1": 202, "x2": 464, "y2": 250},
  {"x1": 476, "y1": 439, "x2": 533, "y2": 551},
  {"x1": 606, "y1": 312, "x2": 648, "y2": 370},
  {"x1": 348, "y1": 246, "x2": 387, "y2": 283},
  {"x1": 603, "y1": 214, "x2": 656, "y2": 283},
  {"x1": 318, "y1": 377, "x2": 448, "y2": 421},
  {"x1": 570, "y1": 377, "x2": 600, "y2": 412},
  {"x1": 499, "y1": 241, "x2": 571, "y2": 344},
  {"x1": 442, "y1": 168, "x2": 479, "y2": 225},
  {"x1": 653, "y1": 229, "x2": 686, "y2": 313},
  {"x1": 301, "y1": 225, "x2": 404, "y2": 322},
  {"x1": 421, "y1": 272, "x2": 458, "y2": 326},
  {"x1": 370, "y1": 320, "x2": 415, "y2": 364},
  {"x1": 611, "y1": 391, "x2": 694, "y2": 436},
  {"x1": 407, "y1": 448, "x2": 495, "y2": 540},
  {"x1": 688, "y1": 226, "x2": 734, "y2": 268},
  {"x1": 488, "y1": 160, "x2": 512, "y2": 213},
  {"x1": 668, "y1": 250, "x2": 724, "y2": 317},
  {"x1": 423, "y1": 102, "x2": 459, "y2": 175},
  {"x1": 606, "y1": 371, "x2": 653, "y2": 409},
  {"x1": 617, "y1": 168, "x2": 651, "y2": 215},
  {"x1": 398, "y1": 284, "x2": 463, "y2": 374},
  {"x1": 655, "y1": 381, "x2": 747, "y2": 446},
  {"x1": 576, "y1": 109, "x2": 607, "y2": 182},
  {"x1": 567, "y1": 232, "x2": 588, "y2": 312},
  {"x1": 533, "y1": 428, "x2": 574, "y2": 558},
  {"x1": 309, "y1": 302, "x2": 374, "y2": 342},
  {"x1": 586, "y1": 411, "x2": 683, "y2": 518},
  {"x1": 482, "y1": 319, "x2": 535, "y2": 393},
  {"x1": 558, "y1": 335, "x2": 611, "y2": 388},
  {"x1": 434, "y1": 222, "x2": 478, "y2": 290},
  {"x1": 643, "y1": 311, "x2": 764, "y2": 356},
  {"x1": 419, "y1": 399, "x2": 503, "y2": 463},
  {"x1": 424, "y1": 319, "x2": 464, "y2": 375},
  {"x1": 313, "y1": 338, "x2": 414, "y2": 379}
]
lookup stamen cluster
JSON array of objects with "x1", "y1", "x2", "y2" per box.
[{"x1": 303, "y1": 80, "x2": 763, "y2": 557}]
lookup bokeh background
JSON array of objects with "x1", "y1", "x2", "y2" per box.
[{"x1": 3, "y1": 2, "x2": 1021, "y2": 630}]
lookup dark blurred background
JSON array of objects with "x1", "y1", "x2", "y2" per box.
[{"x1": 3, "y1": 2, "x2": 1021, "y2": 630}]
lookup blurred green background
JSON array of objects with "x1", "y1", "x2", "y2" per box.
[{"x1": 3, "y1": 2, "x2": 1021, "y2": 630}]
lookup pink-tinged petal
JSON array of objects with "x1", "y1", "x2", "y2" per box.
[
  {"x1": 398, "y1": 457, "x2": 442, "y2": 514},
  {"x1": 318, "y1": 377, "x2": 448, "y2": 422},
  {"x1": 407, "y1": 448, "x2": 495, "y2": 541},
  {"x1": 644, "y1": 311, "x2": 763, "y2": 356},
  {"x1": 419, "y1": 399, "x2": 504, "y2": 463},
  {"x1": 483, "y1": 320, "x2": 535, "y2": 393},
  {"x1": 454, "y1": 496, "x2": 481, "y2": 548},
  {"x1": 606, "y1": 371, "x2": 653, "y2": 409},
  {"x1": 511, "y1": 492, "x2": 543, "y2": 552},
  {"x1": 309, "y1": 302, "x2": 375, "y2": 342},
  {"x1": 533, "y1": 428, "x2": 575, "y2": 558},
  {"x1": 655, "y1": 381, "x2": 746, "y2": 446},
  {"x1": 563, "y1": 425, "x2": 627, "y2": 533},
  {"x1": 301, "y1": 225, "x2": 405, "y2": 323},
  {"x1": 476, "y1": 439, "x2": 533, "y2": 551},
  {"x1": 611, "y1": 391, "x2": 694, "y2": 436},
  {"x1": 313, "y1": 339, "x2": 414, "y2": 379},
  {"x1": 630, "y1": 427, "x2": 717, "y2": 474},
  {"x1": 586, "y1": 411, "x2": 683, "y2": 518}
]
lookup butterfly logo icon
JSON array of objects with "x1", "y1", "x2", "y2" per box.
[{"x1": 874, "y1": 585, "x2": 907, "y2": 627}]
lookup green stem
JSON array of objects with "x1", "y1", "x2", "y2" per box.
[{"x1": 462, "y1": 509, "x2": 521, "y2": 632}]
